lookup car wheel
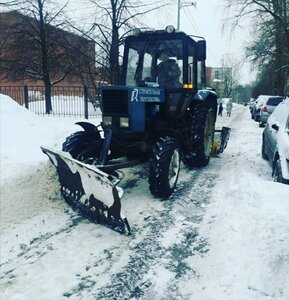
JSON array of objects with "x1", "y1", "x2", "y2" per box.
[
  {"x1": 273, "y1": 159, "x2": 289, "y2": 184},
  {"x1": 261, "y1": 136, "x2": 268, "y2": 160}
]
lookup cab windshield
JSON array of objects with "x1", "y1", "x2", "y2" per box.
[{"x1": 125, "y1": 37, "x2": 185, "y2": 88}]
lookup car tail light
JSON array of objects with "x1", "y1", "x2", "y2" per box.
[{"x1": 262, "y1": 106, "x2": 268, "y2": 113}]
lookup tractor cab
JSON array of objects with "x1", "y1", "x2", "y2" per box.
[
  {"x1": 122, "y1": 25, "x2": 207, "y2": 92},
  {"x1": 100, "y1": 26, "x2": 209, "y2": 133}
]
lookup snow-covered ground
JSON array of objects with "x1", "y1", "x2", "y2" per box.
[{"x1": 1, "y1": 93, "x2": 289, "y2": 300}]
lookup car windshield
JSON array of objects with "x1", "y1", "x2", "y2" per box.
[{"x1": 267, "y1": 97, "x2": 284, "y2": 106}]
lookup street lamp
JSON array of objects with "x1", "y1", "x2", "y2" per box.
[{"x1": 177, "y1": 0, "x2": 197, "y2": 30}]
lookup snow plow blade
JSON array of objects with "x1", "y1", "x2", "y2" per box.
[
  {"x1": 211, "y1": 126, "x2": 231, "y2": 156},
  {"x1": 41, "y1": 146, "x2": 130, "y2": 235}
]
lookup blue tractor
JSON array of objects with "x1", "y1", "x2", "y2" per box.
[{"x1": 42, "y1": 26, "x2": 229, "y2": 234}]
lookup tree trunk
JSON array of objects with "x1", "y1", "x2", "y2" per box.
[
  {"x1": 109, "y1": 1, "x2": 120, "y2": 85},
  {"x1": 273, "y1": 0, "x2": 287, "y2": 95},
  {"x1": 44, "y1": 80, "x2": 52, "y2": 113},
  {"x1": 38, "y1": 0, "x2": 52, "y2": 113},
  {"x1": 110, "y1": 25, "x2": 120, "y2": 84}
]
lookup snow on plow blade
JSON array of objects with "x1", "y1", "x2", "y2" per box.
[
  {"x1": 211, "y1": 127, "x2": 231, "y2": 156},
  {"x1": 41, "y1": 147, "x2": 130, "y2": 234}
]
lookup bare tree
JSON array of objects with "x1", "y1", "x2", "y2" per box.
[
  {"x1": 225, "y1": 0, "x2": 289, "y2": 95},
  {"x1": 0, "y1": 1, "x2": 25, "y2": 6},
  {"x1": 0, "y1": 0, "x2": 96, "y2": 113},
  {"x1": 223, "y1": 61, "x2": 241, "y2": 98},
  {"x1": 252, "y1": 62, "x2": 277, "y2": 96},
  {"x1": 87, "y1": 0, "x2": 169, "y2": 84},
  {"x1": 232, "y1": 83, "x2": 253, "y2": 103}
]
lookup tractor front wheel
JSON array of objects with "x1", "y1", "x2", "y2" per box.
[
  {"x1": 62, "y1": 130, "x2": 102, "y2": 162},
  {"x1": 149, "y1": 137, "x2": 181, "y2": 198}
]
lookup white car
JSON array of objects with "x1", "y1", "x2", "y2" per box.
[
  {"x1": 261, "y1": 97, "x2": 289, "y2": 184},
  {"x1": 258, "y1": 96, "x2": 284, "y2": 127}
]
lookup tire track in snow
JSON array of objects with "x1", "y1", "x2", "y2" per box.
[
  {"x1": 63, "y1": 167, "x2": 219, "y2": 299},
  {"x1": 1, "y1": 109, "x2": 243, "y2": 299},
  {"x1": 0, "y1": 212, "x2": 83, "y2": 288}
]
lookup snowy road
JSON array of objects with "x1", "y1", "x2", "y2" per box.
[{"x1": 1, "y1": 101, "x2": 289, "y2": 300}]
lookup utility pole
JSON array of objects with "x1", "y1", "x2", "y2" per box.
[{"x1": 177, "y1": 0, "x2": 197, "y2": 30}]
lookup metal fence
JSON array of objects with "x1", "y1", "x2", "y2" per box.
[{"x1": 0, "y1": 85, "x2": 102, "y2": 118}]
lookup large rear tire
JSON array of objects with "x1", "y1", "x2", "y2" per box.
[
  {"x1": 149, "y1": 137, "x2": 181, "y2": 198},
  {"x1": 185, "y1": 102, "x2": 215, "y2": 167},
  {"x1": 62, "y1": 130, "x2": 102, "y2": 162}
]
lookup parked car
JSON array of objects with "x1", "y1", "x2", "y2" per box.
[
  {"x1": 258, "y1": 96, "x2": 284, "y2": 127},
  {"x1": 249, "y1": 98, "x2": 255, "y2": 108},
  {"x1": 250, "y1": 95, "x2": 267, "y2": 120},
  {"x1": 261, "y1": 97, "x2": 289, "y2": 184},
  {"x1": 249, "y1": 99, "x2": 257, "y2": 117}
]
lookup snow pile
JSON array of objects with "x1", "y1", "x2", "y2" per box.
[
  {"x1": 187, "y1": 172, "x2": 289, "y2": 299},
  {"x1": 1, "y1": 94, "x2": 49, "y2": 173},
  {"x1": 0, "y1": 94, "x2": 90, "y2": 181}
]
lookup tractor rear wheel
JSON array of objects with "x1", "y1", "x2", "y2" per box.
[
  {"x1": 62, "y1": 130, "x2": 102, "y2": 162},
  {"x1": 185, "y1": 102, "x2": 215, "y2": 167},
  {"x1": 149, "y1": 137, "x2": 181, "y2": 198}
]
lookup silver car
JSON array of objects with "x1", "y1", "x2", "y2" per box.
[
  {"x1": 261, "y1": 97, "x2": 289, "y2": 184},
  {"x1": 258, "y1": 96, "x2": 284, "y2": 127}
]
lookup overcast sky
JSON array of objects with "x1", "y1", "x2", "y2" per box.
[{"x1": 64, "y1": 0, "x2": 255, "y2": 84}]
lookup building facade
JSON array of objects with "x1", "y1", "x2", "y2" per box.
[{"x1": 0, "y1": 11, "x2": 97, "y2": 88}]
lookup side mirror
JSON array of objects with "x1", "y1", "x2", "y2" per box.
[
  {"x1": 271, "y1": 123, "x2": 279, "y2": 131},
  {"x1": 197, "y1": 40, "x2": 206, "y2": 61}
]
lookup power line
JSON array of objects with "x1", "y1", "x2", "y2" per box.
[
  {"x1": 183, "y1": 7, "x2": 199, "y2": 34},
  {"x1": 181, "y1": 7, "x2": 219, "y2": 66}
]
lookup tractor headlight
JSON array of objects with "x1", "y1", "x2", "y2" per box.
[
  {"x1": 165, "y1": 25, "x2": 175, "y2": 33},
  {"x1": 133, "y1": 28, "x2": 141, "y2": 36},
  {"x1": 120, "y1": 117, "x2": 129, "y2": 128},
  {"x1": 103, "y1": 116, "x2": 112, "y2": 126}
]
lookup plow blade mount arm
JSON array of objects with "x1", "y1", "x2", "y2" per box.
[
  {"x1": 211, "y1": 126, "x2": 231, "y2": 156},
  {"x1": 41, "y1": 146, "x2": 130, "y2": 235}
]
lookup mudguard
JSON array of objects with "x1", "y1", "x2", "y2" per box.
[{"x1": 41, "y1": 146, "x2": 130, "y2": 234}]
